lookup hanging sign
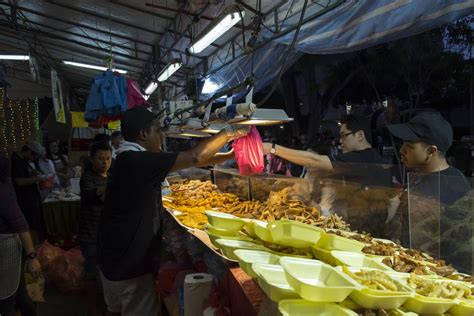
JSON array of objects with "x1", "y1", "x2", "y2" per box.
[
  {"x1": 51, "y1": 69, "x2": 66, "y2": 124},
  {"x1": 71, "y1": 111, "x2": 88, "y2": 128}
]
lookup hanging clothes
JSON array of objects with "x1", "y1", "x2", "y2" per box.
[
  {"x1": 85, "y1": 70, "x2": 128, "y2": 121},
  {"x1": 126, "y1": 79, "x2": 149, "y2": 109}
]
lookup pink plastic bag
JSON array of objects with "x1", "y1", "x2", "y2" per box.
[{"x1": 232, "y1": 126, "x2": 264, "y2": 176}]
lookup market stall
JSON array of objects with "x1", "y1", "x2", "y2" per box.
[{"x1": 161, "y1": 166, "x2": 473, "y2": 316}]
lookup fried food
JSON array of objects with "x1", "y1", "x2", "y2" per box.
[
  {"x1": 363, "y1": 240, "x2": 397, "y2": 256},
  {"x1": 382, "y1": 250, "x2": 456, "y2": 277},
  {"x1": 407, "y1": 274, "x2": 473, "y2": 300},
  {"x1": 163, "y1": 204, "x2": 209, "y2": 229},
  {"x1": 262, "y1": 242, "x2": 312, "y2": 257},
  {"x1": 328, "y1": 230, "x2": 374, "y2": 244},
  {"x1": 446, "y1": 274, "x2": 474, "y2": 284},
  {"x1": 342, "y1": 266, "x2": 398, "y2": 291},
  {"x1": 167, "y1": 181, "x2": 352, "y2": 231}
]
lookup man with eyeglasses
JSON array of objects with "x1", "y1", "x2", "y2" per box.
[
  {"x1": 263, "y1": 114, "x2": 388, "y2": 235},
  {"x1": 263, "y1": 114, "x2": 383, "y2": 172}
]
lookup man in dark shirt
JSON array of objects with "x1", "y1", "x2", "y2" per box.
[
  {"x1": 98, "y1": 107, "x2": 248, "y2": 315},
  {"x1": 78, "y1": 141, "x2": 112, "y2": 279},
  {"x1": 262, "y1": 115, "x2": 393, "y2": 236},
  {"x1": 262, "y1": 114, "x2": 383, "y2": 173},
  {"x1": 388, "y1": 112, "x2": 470, "y2": 205},
  {"x1": 78, "y1": 141, "x2": 112, "y2": 316},
  {"x1": 11, "y1": 141, "x2": 47, "y2": 235},
  {"x1": 387, "y1": 112, "x2": 471, "y2": 269}
]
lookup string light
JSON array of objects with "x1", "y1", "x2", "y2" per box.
[
  {"x1": 0, "y1": 88, "x2": 6, "y2": 156},
  {"x1": 8, "y1": 99, "x2": 16, "y2": 150},
  {"x1": 0, "y1": 94, "x2": 40, "y2": 156},
  {"x1": 25, "y1": 99, "x2": 32, "y2": 139},
  {"x1": 19, "y1": 100, "x2": 25, "y2": 141},
  {"x1": 34, "y1": 97, "x2": 39, "y2": 140}
]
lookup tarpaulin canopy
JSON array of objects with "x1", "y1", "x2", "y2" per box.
[{"x1": 202, "y1": 0, "x2": 474, "y2": 99}]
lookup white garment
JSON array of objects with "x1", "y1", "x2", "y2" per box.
[
  {"x1": 37, "y1": 159, "x2": 60, "y2": 186},
  {"x1": 116, "y1": 141, "x2": 147, "y2": 154}
]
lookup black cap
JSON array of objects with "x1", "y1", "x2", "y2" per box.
[
  {"x1": 121, "y1": 107, "x2": 159, "y2": 140},
  {"x1": 387, "y1": 112, "x2": 453, "y2": 153}
]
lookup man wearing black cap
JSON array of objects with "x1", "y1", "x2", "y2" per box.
[
  {"x1": 98, "y1": 107, "x2": 248, "y2": 316},
  {"x1": 387, "y1": 111, "x2": 470, "y2": 205},
  {"x1": 387, "y1": 112, "x2": 471, "y2": 271}
]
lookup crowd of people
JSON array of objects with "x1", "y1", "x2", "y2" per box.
[{"x1": 0, "y1": 107, "x2": 472, "y2": 315}]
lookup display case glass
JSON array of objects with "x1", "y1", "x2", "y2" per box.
[
  {"x1": 212, "y1": 166, "x2": 311, "y2": 202},
  {"x1": 407, "y1": 172, "x2": 473, "y2": 274}
]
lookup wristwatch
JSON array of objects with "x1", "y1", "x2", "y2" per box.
[
  {"x1": 270, "y1": 143, "x2": 276, "y2": 154},
  {"x1": 26, "y1": 252, "x2": 38, "y2": 260}
]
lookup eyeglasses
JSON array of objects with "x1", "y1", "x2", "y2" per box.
[{"x1": 339, "y1": 131, "x2": 357, "y2": 140}]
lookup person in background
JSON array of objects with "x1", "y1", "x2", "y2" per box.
[
  {"x1": 262, "y1": 129, "x2": 272, "y2": 143},
  {"x1": 46, "y1": 140, "x2": 70, "y2": 187},
  {"x1": 81, "y1": 134, "x2": 113, "y2": 174},
  {"x1": 110, "y1": 131, "x2": 124, "y2": 159},
  {"x1": 92, "y1": 133, "x2": 111, "y2": 144},
  {"x1": 11, "y1": 141, "x2": 47, "y2": 240},
  {"x1": 111, "y1": 131, "x2": 124, "y2": 151},
  {"x1": 78, "y1": 141, "x2": 113, "y2": 316},
  {"x1": 298, "y1": 132, "x2": 308, "y2": 150},
  {"x1": 0, "y1": 156, "x2": 42, "y2": 316},
  {"x1": 36, "y1": 147, "x2": 60, "y2": 200},
  {"x1": 98, "y1": 107, "x2": 248, "y2": 316}
]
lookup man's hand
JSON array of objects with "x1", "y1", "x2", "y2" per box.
[
  {"x1": 26, "y1": 258, "x2": 42, "y2": 279},
  {"x1": 262, "y1": 142, "x2": 272, "y2": 154},
  {"x1": 225, "y1": 125, "x2": 251, "y2": 140}
]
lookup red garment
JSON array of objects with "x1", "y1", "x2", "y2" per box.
[
  {"x1": 87, "y1": 115, "x2": 122, "y2": 128},
  {"x1": 126, "y1": 79, "x2": 149, "y2": 109}
]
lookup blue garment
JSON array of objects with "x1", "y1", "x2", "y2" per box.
[{"x1": 85, "y1": 70, "x2": 128, "y2": 121}]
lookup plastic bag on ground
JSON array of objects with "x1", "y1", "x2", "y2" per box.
[
  {"x1": 232, "y1": 126, "x2": 264, "y2": 176},
  {"x1": 37, "y1": 241, "x2": 86, "y2": 294}
]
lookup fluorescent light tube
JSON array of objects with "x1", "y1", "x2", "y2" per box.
[
  {"x1": 189, "y1": 5, "x2": 244, "y2": 54},
  {"x1": 144, "y1": 81, "x2": 158, "y2": 95},
  {"x1": 0, "y1": 55, "x2": 30, "y2": 60},
  {"x1": 157, "y1": 59, "x2": 182, "y2": 82},
  {"x1": 62, "y1": 61, "x2": 128, "y2": 74}
]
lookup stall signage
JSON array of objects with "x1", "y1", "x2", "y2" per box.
[{"x1": 51, "y1": 69, "x2": 66, "y2": 124}]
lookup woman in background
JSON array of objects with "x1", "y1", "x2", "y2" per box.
[{"x1": 46, "y1": 140, "x2": 70, "y2": 187}]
